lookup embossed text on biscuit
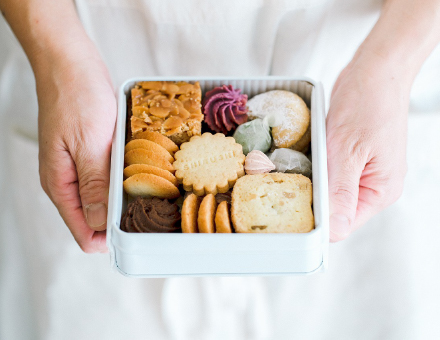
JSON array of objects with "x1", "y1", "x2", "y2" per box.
[{"x1": 182, "y1": 151, "x2": 238, "y2": 170}]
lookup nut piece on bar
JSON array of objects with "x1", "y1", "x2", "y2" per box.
[{"x1": 130, "y1": 81, "x2": 204, "y2": 145}]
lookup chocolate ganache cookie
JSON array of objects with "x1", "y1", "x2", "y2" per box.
[{"x1": 121, "y1": 197, "x2": 181, "y2": 233}]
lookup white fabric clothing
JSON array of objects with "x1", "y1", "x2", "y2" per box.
[{"x1": 1, "y1": 0, "x2": 440, "y2": 339}]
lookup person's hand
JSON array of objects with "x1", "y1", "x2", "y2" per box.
[
  {"x1": 326, "y1": 51, "x2": 409, "y2": 242},
  {"x1": 37, "y1": 50, "x2": 116, "y2": 253}
]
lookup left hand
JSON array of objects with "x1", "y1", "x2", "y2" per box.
[{"x1": 326, "y1": 51, "x2": 409, "y2": 242}]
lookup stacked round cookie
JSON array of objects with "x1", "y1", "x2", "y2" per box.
[
  {"x1": 123, "y1": 131, "x2": 180, "y2": 199},
  {"x1": 181, "y1": 193, "x2": 233, "y2": 234},
  {"x1": 121, "y1": 81, "x2": 314, "y2": 234}
]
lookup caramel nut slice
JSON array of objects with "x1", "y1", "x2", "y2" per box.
[
  {"x1": 149, "y1": 106, "x2": 170, "y2": 118},
  {"x1": 163, "y1": 116, "x2": 183, "y2": 130}
]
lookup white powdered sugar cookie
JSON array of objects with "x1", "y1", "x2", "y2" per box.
[{"x1": 247, "y1": 90, "x2": 310, "y2": 149}]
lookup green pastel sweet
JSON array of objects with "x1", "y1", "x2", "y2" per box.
[{"x1": 232, "y1": 118, "x2": 272, "y2": 155}]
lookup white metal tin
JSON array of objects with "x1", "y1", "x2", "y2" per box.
[{"x1": 107, "y1": 77, "x2": 329, "y2": 277}]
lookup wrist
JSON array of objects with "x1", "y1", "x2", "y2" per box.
[
  {"x1": 2, "y1": 0, "x2": 107, "y2": 84},
  {"x1": 347, "y1": 46, "x2": 414, "y2": 95},
  {"x1": 33, "y1": 39, "x2": 106, "y2": 84},
  {"x1": 353, "y1": 0, "x2": 440, "y2": 88}
]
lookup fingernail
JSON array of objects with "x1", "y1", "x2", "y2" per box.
[
  {"x1": 330, "y1": 213, "x2": 351, "y2": 238},
  {"x1": 85, "y1": 203, "x2": 107, "y2": 228}
]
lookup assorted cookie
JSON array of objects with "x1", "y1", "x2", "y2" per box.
[
  {"x1": 173, "y1": 133, "x2": 245, "y2": 196},
  {"x1": 181, "y1": 193, "x2": 202, "y2": 233},
  {"x1": 180, "y1": 193, "x2": 233, "y2": 233},
  {"x1": 233, "y1": 118, "x2": 272, "y2": 155},
  {"x1": 124, "y1": 148, "x2": 175, "y2": 172},
  {"x1": 231, "y1": 173, "x2": 314, "y2": 233},
  {"x1": 122, "y1": 130, "x2": 179, "y2": 199},
  {"x1": 215, "y1": 201, "x2": 233, "y2": 233},
  {"x1": 203, "y1": 85, "x2": 248, "y2": 134},
  {"x1": 247, "y1": 90, "x2": 310, "y2": 150},
  {"x1": 125, "y1": 139, "x2": 174, "y2": 163},
  {"x1": 123, "y1": 164, "x2": 178, "y2": 186},
  {"x1": 122, "y1": 81, "x2": 314, "y2": 234},
  {"x1": 244, "y1": 150, "x2": 276, "y2": 175},
  {"x1": 133, "y1": 130, "x2": 179, "y2": 155},
  {"x1": 268, "y1": 148, "x2": 312, "y2": 179},
  {"x1": 130, "y1": 81, "x2": 204, "y2": 145},
  {"x1": 123, "y1": 173, "x2": 180, "y2": 200},
  {"x1": 197, "y1": 194, "x2": 217, "y2": 233},
  {"x1": 121, "y1": 197, "x2": 181, "y2": 233}
]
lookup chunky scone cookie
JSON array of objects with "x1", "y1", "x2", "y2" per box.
[
  {"x1": 173, "y1": 133, "x2": 245, "y2": 196},
  {"x1": 247, "y1": 90, "x2": 310, "y2": 149},
  {"x1": 231, "y1": 173, "x2": 314, "y2": 233}
]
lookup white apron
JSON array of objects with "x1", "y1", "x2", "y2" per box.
[{"x1": 1, "y1": 1, "x2": 440, "y2": 339}]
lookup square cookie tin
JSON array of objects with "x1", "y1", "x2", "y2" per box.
[{"x1": 107, "y1": 77, "x2": 329, "y2": 277}]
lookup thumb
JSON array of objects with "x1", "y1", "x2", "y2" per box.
[
  {"x1": 327, "y1": 141, "x2": 365, "y2": 242},
  {"x1": 75, "y1": 142, "x2": 111, "y2": 231}
]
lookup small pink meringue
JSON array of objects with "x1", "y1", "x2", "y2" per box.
[{"x1": 244, "y1": 150, "x2": 276, "y2": 175}]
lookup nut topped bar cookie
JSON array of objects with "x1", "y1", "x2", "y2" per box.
[{"x1": 130, "y1": 81, "x2": 204, "y2": 144}]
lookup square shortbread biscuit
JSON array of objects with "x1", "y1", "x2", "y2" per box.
[{"x1": 231, "y1": 173, "x2": 314, "y2": 233}]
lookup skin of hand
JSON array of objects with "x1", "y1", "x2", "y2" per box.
[
  {"x1": 2, "y1": 0, "x2": 440, "y2": 250},
  {"x1": 327, "y1": 52, "x2": 409, "y2": 242},
  {"x1": 327, "y1": 0, "x2": 440, "y2": 241},
  {"x1": 1, "y1": 0, "x2": 115, "y2": 252},
  {"x1": 37, "y1": 54, "x2": 115, "y2": 253}
]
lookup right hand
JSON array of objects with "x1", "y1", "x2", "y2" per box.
[{"x1": 37, "y1": 50, "x2": 116, "y2": 253}]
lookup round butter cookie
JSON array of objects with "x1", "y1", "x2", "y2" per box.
[
  {"x1": 125, "y1": 139, "x2": 174, "y2": 163},
  {"x1": 123, "y1": 164, "x2": 178, "y2": 186},
  {"x1": 215, "y1": 201, "x2": 233, "y2": 233},
  {"x1": 173, "y1": 133, "x2": 245, "y2": 196},
  {"x1": 181, "y1": 193, "x2": 202, "y2": 233},
  {"x1": 247, "y1": 90, "x2": 310, "y2": 149},
  {"x1": 124, "y1": 148, "x2": 174, "y2": 173},
  {"x1": 123, "y1": 173, "x2": 180, "y2": 199},
  {"x1": 198, "y1": 194, "x2": 217, "y2": 233}
]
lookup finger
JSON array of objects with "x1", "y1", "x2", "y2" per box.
[
  {"x1": 354, "y1": 160, "x2": 405, "y2": 230},
  {"x1": 327, "y1": 138, "x2": 367, "y2": 242},
  {"x1": 353, "y1": 186, "x2": 382, "y2": 230},
  {"x1": 56, "y1": 180, "x2": 108, "y2": 253},
  {"x1": 40, "y1": 148, "x2": 108, "y2": 253},
  {"x1": 74, "y1": 138, "x2": 112, "y2": 231}
]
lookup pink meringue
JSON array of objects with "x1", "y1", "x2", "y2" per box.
[
  {"x1": 244, "y1": 150, "x2": 276, "y2": 175},
  {"x1": 202, "y1": 85, "x2": 248, "y2": 134}
]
